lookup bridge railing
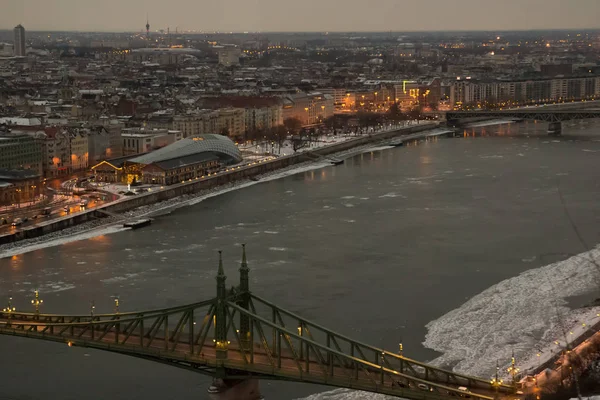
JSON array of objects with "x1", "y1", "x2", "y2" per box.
[
  {"x1": 248, "y1": 294, "x2": 513, "y2": 393},
  {"x1": 0, "y1": 298, "x2": 220, "y2": 357},
  {"x1": 0, "y1": 298, "x2": 219, "y2": 321},
  {"x1": 225, "y1": 300, "x2": 496, "y2": 400}
]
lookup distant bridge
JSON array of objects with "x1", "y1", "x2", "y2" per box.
[
  {"x1": 0, "y1": 246, "x2": 516, "y2": 400},
  {"x1": 446, "y1": 109, "x2": 600, "y2": 135}
]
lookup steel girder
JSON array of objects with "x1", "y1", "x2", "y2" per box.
[
  {"x1": 0, "y1": 293, "x2": 511, "y2": 400},
  {"x1": 446, "y1": 110, "x2": 600, "y2": 123},
  {"x1": 239, "y1": 295, "x2": 512, "y2": 396}
]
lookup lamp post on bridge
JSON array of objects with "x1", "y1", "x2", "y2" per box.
[
  {"x1": 490, "y1": 361, "x2": 503, "y2": 395},
  {"x1": 3, "y1": 297, "x2": 15, "y2": 320},
  {"x1": 507, "y1": 350, "x2": 520, "y2": 392},
  {"x1": 90, "y1": 301, "x2": 96, "y2": 339},
  {"x1": 31, "y1": 289, "x2": 43, "y2": 317}
]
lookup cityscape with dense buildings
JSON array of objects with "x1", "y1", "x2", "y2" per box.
[
  {"x1": 1, "y1": 1, "x2": 600, "y2": 399},
  {"x1": 0, "y1": 26, "x2": 599, "y2": 196}
]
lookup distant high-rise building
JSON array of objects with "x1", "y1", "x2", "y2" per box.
[{"x1": 13, "y1": 24, "x2": 26, "y2": 57}]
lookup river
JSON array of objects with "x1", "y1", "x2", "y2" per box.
[{"x1": 1, "y1": 120, "x2": 600, "y2": 400}]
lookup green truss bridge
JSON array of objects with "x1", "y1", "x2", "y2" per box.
[
  {"x1": 446, "y1": 109, "x2": 600, "y2": 135},
  {"x1": 0, "y1": 246, "x2": 515, "y2": 400}
]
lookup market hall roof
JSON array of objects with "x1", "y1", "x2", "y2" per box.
[{"x1": 128, "y1": 134, "x2": 242, "y2": 165}]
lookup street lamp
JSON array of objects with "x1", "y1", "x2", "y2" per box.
[
  {"x1": 3, "y1": 297, "x2": 15, "y2": 319},
  {"x1": 507, "y1": 351, "x2": 520, "y2": 388},
  {"x1": 31, "y1": 289, "x2": 43, "y2": 315},
  {"x1": 490, "y1": 361, "x2": 503, "y2": 392}
]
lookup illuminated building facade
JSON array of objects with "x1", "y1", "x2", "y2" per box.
[{"x1": 450, "y1": 75, "x2": 600, "y2": 107}]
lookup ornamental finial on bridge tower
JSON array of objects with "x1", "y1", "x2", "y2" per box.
[
  {"x1": 216, "y1": 251, "x2": 227, "y2": 301},
  {"x1": 217, "y1": 250, "x2": 225, "y2": 278},
  {"x1": 241, "y1": 243, "x2": 248, "y2": 268},
  {"x1": 239, "y1": 244, "x2": 249, "y2": 293}
]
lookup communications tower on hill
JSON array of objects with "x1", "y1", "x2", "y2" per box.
[{"x1": 146, "y1": 15, "x2": 150, "y2": 39}]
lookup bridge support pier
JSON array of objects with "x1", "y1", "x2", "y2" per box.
[
  {"x1": 208, "y1": 378, "x2": 262, "y2": 400},
  {"x1": 548, "y1": 121, "x2": 562, "y2": 136}
]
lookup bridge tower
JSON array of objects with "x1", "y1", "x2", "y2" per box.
[
  {"x1": 238, "y1": 244, "x2": 251, "y2": 350},
  {"x1": 215, "y1": 251, "x2": 229, "y2": 361}
]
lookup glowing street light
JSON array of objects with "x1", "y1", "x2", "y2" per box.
[
  {"x1": 507, "y1": 351, "x2": 520, "y2": 388},
  {"x1": 3, "y1": 297, "x2": 15, "y2": 319},
  {"x1": 31, "y1": 289, "x2": 43, "y2": 314},
  {"x1": 490, "y1": 361, "x2": 503, "y2": 392}
]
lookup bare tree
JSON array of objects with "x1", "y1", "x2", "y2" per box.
[{"x1": 283, "y1": 117, "x2": 302, "y2": 135}]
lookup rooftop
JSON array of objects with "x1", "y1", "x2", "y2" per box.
[{"x1": 0, "y1": 169, "x2": 40, "y2": 181}]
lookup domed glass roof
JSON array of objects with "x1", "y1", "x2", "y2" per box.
[{"x1": 129, "y1": 134, "x2": 242, "y2": 165}]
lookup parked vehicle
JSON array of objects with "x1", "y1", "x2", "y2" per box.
[
  {"x1": 11, "y1": 218, "x2": 23, "y2": 227},
  {"x1": 458, "y1": 387, "x2": 471, "y2": 398}
]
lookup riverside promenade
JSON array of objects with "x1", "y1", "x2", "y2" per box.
[{"x1": 0, "y1": 122, "x2": 443, "y2": 245}]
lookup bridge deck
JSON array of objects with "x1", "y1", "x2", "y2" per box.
[
  {"x1": 0, "y1": 250, "x2": 517, "y2": 400},
  {"x1": 446, "y1": 109, "x2": 600, "y2": 123},
  {"x1": 0, "y1": 320, "x2": 501, "y2": 400}
]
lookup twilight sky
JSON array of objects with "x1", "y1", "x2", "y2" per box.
[{"x1": 2, "y1": 0, "x2": 599, "y2": 32}]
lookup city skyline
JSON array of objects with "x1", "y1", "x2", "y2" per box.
[{"x1": 2, "y1": 0, "x2": 600, "y2": 33}]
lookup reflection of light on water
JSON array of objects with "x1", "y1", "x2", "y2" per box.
[
  {"x1": 89, "y1": 234, "x2": 109, "y2": 243},
  {"x1": 10, "y1": 255, "x2": 22, "y2": 269},
  {"x1": 421, "y1": 156, "x2": 432, "y2": 165}
]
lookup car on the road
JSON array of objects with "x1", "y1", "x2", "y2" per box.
[
  {"x1": 457, "y1": 387, "x2": 471, "y2": 398},
  {"x1": 42, "y1": 207, "x2": 51, "y2": 216},
  {"x1": 417, "y1": 384, "x2": 430, "y2": 391},
  {"x1": 63, "y1": 206, "x2": 70, "y2": 213},
  {"x1": 11, "y1": 218, "x2": 22, "y2": 227}
]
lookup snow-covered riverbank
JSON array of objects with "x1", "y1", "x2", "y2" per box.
[
  {"x1": 0, "y1": 136, "x2": 410, "y2": 259},
  {"x1": 424, "y1": 246, "x2": 600, "y2": 378},
  {"x1": 294, "y1": 247, "x2": 600, "y2": 400}
]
